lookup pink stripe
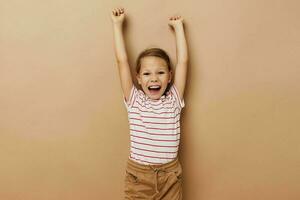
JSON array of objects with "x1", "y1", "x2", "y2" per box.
[
  {"x1": 131, "y1": 152, "x2": 176, "y2": 159},
  {"x1": 129, "y1": 117, "x2": 180, "y2": 125},
  {"x1": 131, "y1": 89, "x2": 137, "y2": 106},
  {"x1": 136, "y1": 101, "x2": 174, "y2": 110},
  {"x1": 130, "y1": 123, "x2": 180, "y2": 130},
  {"x1": 137, "y1": 96, "x2": 171, "y2": 106},
  {"x1": 128, "y1": 111, "x2": 180, "y2": 119},
  {"x1": 131, "y1": 106, "x2": 176, "y2": 115},
  {"x1": 128, "y1": 86, "x2": 138, "y2": 107},
  {"x1": 131, "y1": 140, "x2": 179, "y2": 148},
  {"x1": 130, "y1": 129, "x2": 180, "y2": 136},
  {"x1": 131, "y1": 146, "x2": 178, "y2": 154},
  {"x1": 129, "y1": 155, "x2": 170, "y2": 164},
  {"x1": 172, "y1": 85, "x2": 180, "y2": 100},
  {"x1": 172, "y1": 85, "x2": 183, "y2": 107},
  {"x1": 131, "y1": 135, "x2": 179, "y2": 142}
]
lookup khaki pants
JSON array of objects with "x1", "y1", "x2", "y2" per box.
[{"x1": 124, "y1": 157, "x2": 183, "y2": 200}]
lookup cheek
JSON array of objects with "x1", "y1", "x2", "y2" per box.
[
  {"x1": 164, "y1": 76, "x2": 171, "y2": 83},
  {"x1": 142, "y1": 78, "x2": 148, "y2": 83},
  {"x1": 141, "y1": 79, "x2": 148, "y2": 87}
]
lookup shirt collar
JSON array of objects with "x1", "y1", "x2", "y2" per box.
[{"x1": 145, "y1": 94, "x2": 166, "y2": 101}]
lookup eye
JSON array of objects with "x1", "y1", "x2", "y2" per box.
[
  {"x1": 143, "y1": 72, "x2": 150, "y2": 76},
  {"x1": 158, "y1": 71, "x2": 165, "y2": 74}
]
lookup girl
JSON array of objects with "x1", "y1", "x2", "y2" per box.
[{"x1": 111, "y1": 7, "x2": 188, "y2": 200}]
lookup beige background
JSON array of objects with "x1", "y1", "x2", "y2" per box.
[{"x1": 1, "y1": 0, "x2": 300, "y2": 199}]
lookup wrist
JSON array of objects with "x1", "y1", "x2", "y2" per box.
[
  {"x1": 173, "y1": 23, "x2": 184, "y2": 30},
  {"x1": 113, "y1": 22, "x2": 123, "y2": 28}
]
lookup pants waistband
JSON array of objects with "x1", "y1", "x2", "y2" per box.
[
  {"x1": 126, "y1": 157, "x2": 181, "y2": 194},
  {"x1": 126, "y1": 157, "x2": 179, "y2": 173}
]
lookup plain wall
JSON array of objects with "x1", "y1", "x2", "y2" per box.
[{"x1": 1, "y1": 0, "x2": 299, "y2": 199}]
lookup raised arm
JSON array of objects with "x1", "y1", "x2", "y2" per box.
[
  {"x1": 168, "y1": 15, "x2": 188, "y2": 100},
  {"x1": 111, "y1": 7, "x2": 133, "y2": 102}
]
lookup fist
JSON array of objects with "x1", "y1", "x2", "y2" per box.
[
  {"x1": 111, "y1": 7, "x2": 125, "y2": 24},
  {"x1": 168, "y1": 15, "x2": 184, "y2": 28}
]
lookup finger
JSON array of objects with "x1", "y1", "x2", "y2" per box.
[
  {"x1": 113, "y1": 9, "x2": 118, "y2": 16},
  {"x1": 117, "y1": 8, "x2": 122, "y2": 16},
  {"x1": 118, "y1": 8, "x2": 122, "y2": 14},
  {"x1": 114, "y1": 10, "x2": 119, "y2": 16}
]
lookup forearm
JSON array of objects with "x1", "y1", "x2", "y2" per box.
[
  {"x1": 174, "y1": 25, "x2": 188, "y2": 63},
  {"x1": 113, "y1": 23, "x2": 128, "y2": 62}
]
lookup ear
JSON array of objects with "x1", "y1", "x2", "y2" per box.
[
  {"x1": 136, "y1": 73, "x2": 141, "y2": 85},
  {"x1": 168, "y1": 70, "x2": 173, "y2": 83}
]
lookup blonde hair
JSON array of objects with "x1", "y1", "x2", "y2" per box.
[{"x1": 136, "y1": 47, "x2": 172, "y2": 74}]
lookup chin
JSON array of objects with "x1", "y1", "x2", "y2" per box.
[
  {"x1": 148, "y1": 94, "x2": 162, "y2": 100},
  {"x1": 152, "y1": 97, "x2": 161, "y2": 100}
]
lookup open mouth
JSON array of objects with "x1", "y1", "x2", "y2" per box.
[{"x1": 148, "y1": 85, "x2": 161, "y2": 94}]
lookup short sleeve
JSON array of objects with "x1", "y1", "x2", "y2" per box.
[
  {"x1": 169, "y1": 84, "x2": 185, "y2": 108},
  {"x1": 123, "y1": 85, "x2": 138, "y2": 110}
]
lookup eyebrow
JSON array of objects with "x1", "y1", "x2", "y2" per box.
[{"x1": 141, "y1": 67, "x2": 168, "y2": 71}]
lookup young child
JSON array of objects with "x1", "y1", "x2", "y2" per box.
[{"x1": 111, "y1": 7, "x2": 188, "y2": 200}]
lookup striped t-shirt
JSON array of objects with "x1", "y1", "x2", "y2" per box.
[{"x1": 123, "y1": 84, "x2": 185, "y2": 165}]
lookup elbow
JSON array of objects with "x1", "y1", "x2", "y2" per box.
[
  {"x1": 116, "y1": 56, "x2": 128, "y2": 63},
  {"x1": 178, "y1": 53, "x2": 189, "y2": 64}
]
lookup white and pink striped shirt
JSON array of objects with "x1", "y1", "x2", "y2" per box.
[{"x1": 123, "y1": 84, "x2": 185, "y2": 165}]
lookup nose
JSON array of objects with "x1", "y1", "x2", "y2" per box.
[{"x1": 150, "y1": 75, "x2": 158, "y2": 82}]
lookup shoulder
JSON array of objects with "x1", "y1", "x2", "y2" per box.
[
  {"x1": 167, "y1": 84, "x2": 185, "y2": 108},
  {"x1": 123, "y1": 85, "x2": 145, "y2": 109}
]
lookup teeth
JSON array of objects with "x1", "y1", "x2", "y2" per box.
[{"x1": 149, "y1": 86, "x2": 160, "y2": 89}]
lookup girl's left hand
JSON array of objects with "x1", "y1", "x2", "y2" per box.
[{"x1": 168, "y1": 15, "x2": 184, "y2": 28}]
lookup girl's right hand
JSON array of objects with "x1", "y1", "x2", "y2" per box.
[{"x1": 111, "y1": 7, "x2": 125, "y2": 25}]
